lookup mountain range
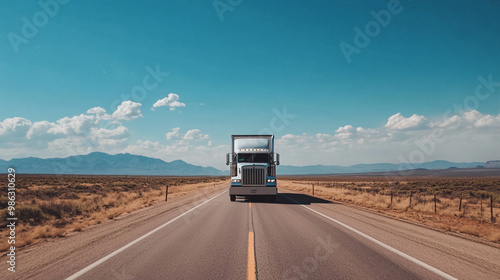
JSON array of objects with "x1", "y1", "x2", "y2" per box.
[
  {"x1": 277, "y1": 160, "x2": 486, "y2": 175},
  {"x1": 0, "y1": 152, "x2": 496, "y2": 175},
  {"x1": 0, "y1": 152, "x2": 223, "y2": 176}
]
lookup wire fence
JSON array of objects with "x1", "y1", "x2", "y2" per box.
[{"x1": 304, "y1": 181, "x2": 499, "y2": 224}]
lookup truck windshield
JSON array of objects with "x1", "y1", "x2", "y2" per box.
[{"x1": 237, "y1": 153, "x2": 268, "y2": 163}]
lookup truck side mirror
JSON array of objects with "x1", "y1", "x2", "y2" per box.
[
  {"x1": 226, "y1": 153, "x2": 230, "y2": 165},
  {"x1": 276, "y1": 153, "x2": 280, "y2": 165}
]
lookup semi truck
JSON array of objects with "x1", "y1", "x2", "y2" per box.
[{"x1": 226, "y1": 135, "x2": 279, "y2": 202}]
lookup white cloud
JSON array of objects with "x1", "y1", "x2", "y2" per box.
[
  {"x1": 277, "y1": 111, "x2": 500, "y2": 167},
  {"x1": 91, "y1": 126, "x2": 129, "y2": 139},
  {"x1": 433, "y1": 110, "x2": 500, "y2": 129},
  {"x1": 166, "y1": 127, "x2": 180, "y2": 140},
  {"x1": 112, "y1": 101, "x2": 143, "y2": 121},
  {"x1": 464, "y1": 110, "x2": 500, "y2": 128},
  {"x1": 475, "y1": 114, "x2": 500, "y2": 127},
  {"x1": 87, "y1": 107, "x2": 112, "y2": 121},
  {"x1": 463, "y1": 110, "x2": 483, "y2": 123},
  {"x1": 0, "y1": 103, "x2": 138, "y2": 159},
  {"x1": 335, "y1": 125, "x2": 356, "y2": 139},
  {"x1": 0, "y1": 117, "x2": 32, "y2": 136},
  {"x1": 26, "y1": 121, "x2": 54, "y2": 140},
  {"x1": 152, "y1": 93, "x2": 186, "y2": 110},
  {"x1": 166, "y1": 127, "x2": 210, "y2": 142},
  {"x1": 87, "y1": 101, "x2": 143, "y2": 122},
  {"x1": 315, "y1": 133, "x2": 336, "y2": 143},
  {"x1": 279, "y1": 133, "x2": 310, "y2": 146},
  {"x1": 87, "y1": 107, "x2": 106, "y2": 115},
  {"x1": 435, "y1": 115, "x2": 462, "y2": 129},
  {"x1": 183, "y1": 129, "x2": 209, "y2": 141},
  {"x1": 385, "y1": 113, "x2": 427, "y2": 130},
  {"x1": 47, "y1": 114, "x2": 96, "y2": 135}
]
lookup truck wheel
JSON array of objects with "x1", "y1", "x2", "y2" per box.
[{"x1": 230, "y1": 195, "x2": 236, "y2": 201}]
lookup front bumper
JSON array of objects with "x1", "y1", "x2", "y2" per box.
[{"x1": 229, "y1": 186, "x2": 277, "y2": 196}]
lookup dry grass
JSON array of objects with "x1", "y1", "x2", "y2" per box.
[
  {"x1": 280, "y1": 178, "x2": 500, "y2": 243},
  {"x1": 0, "y1": 175, "x2": 227, "y2": 252}
]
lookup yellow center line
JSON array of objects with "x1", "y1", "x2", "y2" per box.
[
  {"x1": 249, "y1": 202, "x2": 251, "y2": 208},
  {"x1": 247, "y1": 231, "x2": 256, "y2": 280}
]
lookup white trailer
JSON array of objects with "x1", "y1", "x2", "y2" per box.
[{"x1": 226, "y1": 135, "x2": 280, "y2": 202}]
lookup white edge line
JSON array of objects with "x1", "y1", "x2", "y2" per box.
[
  {"x1": 282, "y1": 194, "x2": 458, "y2": 280},
  {"x1": 65, "y1": 190, "x2": 227, "y2": 280}
]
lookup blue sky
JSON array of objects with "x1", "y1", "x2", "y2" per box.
[{"x1": 1, "y1": 0, "x2": 500, "y2": 169}]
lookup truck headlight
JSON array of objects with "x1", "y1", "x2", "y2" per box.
[
  {"x1": 267, "y1": 179, "x2": 276, "y2": 183},
  {"x1": 231, "y1": 179, "x2": 241, "y2": 183}
]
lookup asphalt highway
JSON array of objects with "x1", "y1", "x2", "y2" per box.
[{"x1": 3, "y1": 185, "x2": 500, "y2": 279}]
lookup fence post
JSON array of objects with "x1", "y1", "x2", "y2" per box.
[
  {"x1": 491, "y1": 196, "x2": 494, "y2": 223},
  {"x1": 165, "y1": 185, "x2": 169, "y2": 202},
  {"x1": 434, "y1": 194, "x2": 437, "y2": 214},
  {"x1": 390, "y1": 190, "x2": 393, "y2": 207},
  {"x1": 480, "y1": 195, "x2": 483, "y2": 213},
  {"x1": 312, "y1": 184, "x2": 315, "y2": 196},
  {"x1": 459, "y1": 195, "x2": 462, "y2": 211},
  {"x1": 409, "y1": 191, "x2": 412, "y2": 208}
]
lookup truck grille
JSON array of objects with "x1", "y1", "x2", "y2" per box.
[{"x1": 242, "y1": 166, "x2": 266, "y2": 186}]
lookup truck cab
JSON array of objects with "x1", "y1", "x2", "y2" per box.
[{"x1": 226, "y1": 135, "x2": 279, "y2": 202}]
